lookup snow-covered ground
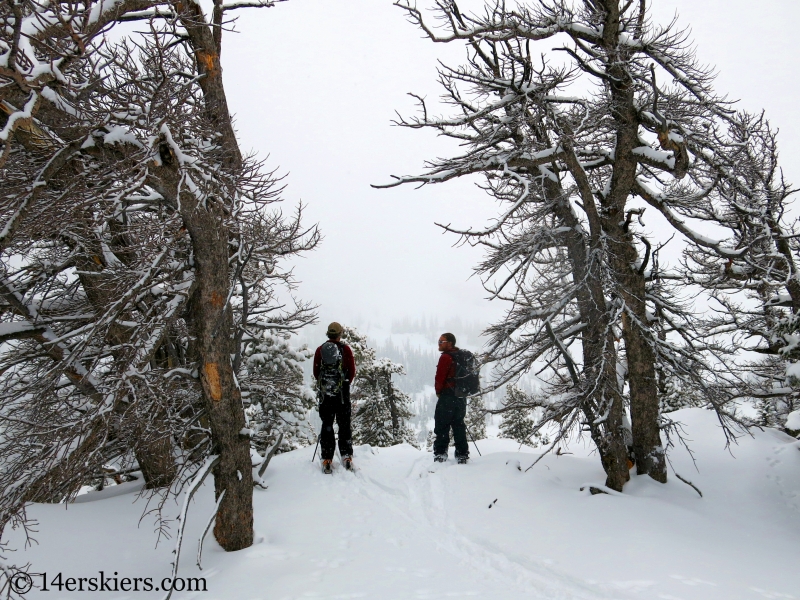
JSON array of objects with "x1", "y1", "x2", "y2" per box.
[{"x1": 9, "y1": 409, "x2": 800, "y2": 600}]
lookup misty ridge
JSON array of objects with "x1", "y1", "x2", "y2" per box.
[
  {"x1": 298, "y1": 314, "x2": 531, "y2": 396},
  {"x1": 297, "y1": 314, "x2": 538, "y2": 449}
]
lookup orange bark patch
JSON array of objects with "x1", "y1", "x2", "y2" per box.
[
  {"x1": 198, "y1": 52, "x2": 219, "y2": 76},
  {"x1": 204, "y1": 363, "x2": 222, "y2": 401},
  {"x1": 210, "y1": 291, "x2": 225, "y2": 308},
  {"x1": 91, "y1": 255, "x2": 102, "y2": 266}
]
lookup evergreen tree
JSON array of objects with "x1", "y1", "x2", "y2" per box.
[
  {"x1": 499, "y1": 387, "x2": 536, "y2": 444},
  {"x1": 241, "y1": 333, "x2": 316, "y2": 454},
  {"x1": 342, "y1": 326, "x2": 375, "y2": 369},
  {"x1": 465, "y1": 394, "x2": 487, "y2": 441},
  {"x1": 343, "y1": 327, "x2": 419, "y2": 448},
  {"x1": 425, "y1": 429, "x2": 436, "y2": 452},
  {"x1": 498, "y1": 387, "x2": 550, "y2": 447}
]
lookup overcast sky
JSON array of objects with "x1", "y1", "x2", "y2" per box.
[{"x1": 218, "y1": 0, "x2": 800, "y2": 337}]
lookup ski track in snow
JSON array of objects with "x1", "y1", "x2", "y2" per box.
[
  {"x1": 355, "y1": 456, "x2": 611, "y2": 600},
  {"x1": 10, "y1": 408, "x2": 800, "y2": 600}
]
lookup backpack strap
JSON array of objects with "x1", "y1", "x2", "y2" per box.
[
  {"x1": 446, "y1": 349, "x2": 460, "y2": 386},
  {"x1": 336, "y1": 341, "x2": 353, "y2": 382}
]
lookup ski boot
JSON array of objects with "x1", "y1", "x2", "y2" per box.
[
  {"x1": 342, "y1": 455, "x2": 353, "y2": 471},
  {"x1": 433, "y1": 454, "x2": 447, "y2": 463},
  {"x1": 457, "y1": 456, "x2": 468, "y2": 465},
  {"x1": 321, "y1": 459, "x2": 333, "y2": 474}
]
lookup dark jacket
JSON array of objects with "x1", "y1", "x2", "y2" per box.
[
  {"x1": 435, "y1": 349, "x2": 459, "y2": 395},
  {"x1": 313, "y1": 340, "x2": 356, "y2": 383}
]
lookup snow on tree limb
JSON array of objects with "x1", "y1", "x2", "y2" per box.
[{"x1": 164, "y1": 455, "x2": 220, "y2": 600}]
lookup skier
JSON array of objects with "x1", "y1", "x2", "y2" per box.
[
  {"x1": 433, "y1": 333, "x2": 469, "y2": 464},
  {"x1": 313, "y1": 322, "x2": 356, "y2": 473}
]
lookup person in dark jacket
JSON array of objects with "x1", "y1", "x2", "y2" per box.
[
  {"x1": 313, "y1": 322, "x2": 357, "y2": 472},
  {"x1": 433, "y1": 332, "x2": 469, "y2": 464}
]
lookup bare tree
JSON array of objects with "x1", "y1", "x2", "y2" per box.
[
  {"x1": 381, "y1": 0, "x2": 757, "y2": 488},
  {"x1": 684, "y1": 114, "x2": 800, "y2": 431},
  {"x1": 0, "y1": 0, "x2": 309, "y2": 558}
]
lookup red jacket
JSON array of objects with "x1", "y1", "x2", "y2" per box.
[
  {"x1": 313, "y1": 341, "x2": 356, "y2": 383},
  {"x1": 435, "y1": 350, "x2": 458, "y2": 395}
]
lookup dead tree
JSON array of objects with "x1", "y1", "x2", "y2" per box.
[
  {"x1": 684, "y1": 114, "x2": 800, "y2": 431},
  {"x1": 384, "y1": 0, "x2": 756, "y2": 486},
  {"x1": 0, "y1": 0, "x2": 302, "y2": 554}
]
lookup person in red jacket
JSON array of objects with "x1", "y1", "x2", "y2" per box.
[
  {"x1": 313, "y1": 322, "x2": 357, "y2": 473},
  {"x1": 433, "y1": 332, "x2": 469, "y2": 464}
]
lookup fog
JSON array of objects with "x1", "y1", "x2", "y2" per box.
[{"x1": 220, "y1": 0, "x2": 800, "y2": 342}]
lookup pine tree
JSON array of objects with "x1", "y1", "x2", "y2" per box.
[
  {"x1": 241, "y1": 333, "x2": 316, "y2": 454},
  {"x1": 498, "y1": 387, "x2": 550, "y2": 447},
  {"x1": 382, "y1": 0, "x2": 762, "y2": 489},
  {"x1": 344, "y1": 327, "x2": 419, "y2": 448},
  {"x1": 465, "y1": 394, "x2": 487, "y2": 441},
  {"x1": 425, "y1": 429, "x2": 436, "y2": 451},
  {"x1": 499, "y1": 387, "x2": 535, "y2": 444},
  {"x1": 0, "y1": 0, "x2": 316, "y2": 551}
]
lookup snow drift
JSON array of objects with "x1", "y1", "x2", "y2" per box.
[{"x1": 9, "y1": 408, "x2": 799, "y2": 600}]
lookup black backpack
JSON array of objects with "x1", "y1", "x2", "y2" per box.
[
  {"x1": 319, "y1": 341, "x2": 345, "y2": 396},
  {"x1": 451, "y1": 349, "x2": 480, "y2": 397}
]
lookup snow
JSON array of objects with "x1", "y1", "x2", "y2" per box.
[
  {"x1": 158, "y1": 124, "x2": 197, "y2": 167},
  {"x1": 9, "y1": 409, "x2": 800, "y2": 600},
  {"x1": 0, "y1": 93, "x2": 37, "y2": 142},
  {"x1": 632, "y1": 145, "x2": 676, "y2": 168},
  {"x1": 0, "y1": 322, "x2": 38, "y2": 338},
  {"x1": 87, "y1": 0, "x2": 125, "y2": 26},
  {"x1": 102, "y1": 126, "x2": 142, "y2": 148},
  {"x1": 786, "y1": 362, "x2": 800, "y2": 379},
  {"x1": 786, "y1": 410, "x2": 800, "y2": 431}
]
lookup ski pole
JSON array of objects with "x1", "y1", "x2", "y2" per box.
[
  {"x1": 311, "y1": 433, "x2": 320, "y2": 463},
  {"x1": 312, "y1": 384, "x2": 322, "y2": 462},
  {"x1": 466, "y1": 425, "x2": 482, "y2": 457}
]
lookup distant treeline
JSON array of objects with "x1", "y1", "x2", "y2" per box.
[
  {"x1": 375, "y1": 339, "x2": 440, "y2": 394},
  {"x1": 389, "y1": 317, "x2": 486, "y2": 349}
]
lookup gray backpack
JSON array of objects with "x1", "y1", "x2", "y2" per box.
[{"x1": 319, "y1": 341, "x2": 345, "y2": 396}]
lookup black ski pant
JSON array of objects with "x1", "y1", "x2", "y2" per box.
[
  {"x1": 433, "y1": 390, "x2": 468, "y2": 459},
  {"x1": 318, "y1": 384, "x2": 353, "y2": 461}
]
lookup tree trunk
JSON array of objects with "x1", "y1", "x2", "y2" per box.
[
  {"x1": 599, "y1": 0, "x2": 666, "y2": 483},
  {"x1": 165, "y1": 0, "x2": 254, "y2": 550},
  {"x1": 622, "y1": 314, "x2": 665, "y2": 480},
  {"x1": 73, "y1": 235, "x2": 179, "y2": 490},
  {"x1": 548, "y1": 171, "x2": 630, "y2": 491},
  {"x1": 180, "y1": 203, "x2": 254, "y2": 551},
  {"x1": 603, "y1": 161, "x2": 666, "y2": 483}
]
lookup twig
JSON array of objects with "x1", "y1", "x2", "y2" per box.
[
  {"x1": 163, "y1": 455, "x2": 219, "y2": 600},
  {"x1": 674, "y1": 472, "x2": 703, "y2": 498},
  {"x1": 256, "y1": 431, "x2": 283, "y2": 483},
  {"x1": 196, "y1": 490, "x2": 225, "y2": 570}
]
